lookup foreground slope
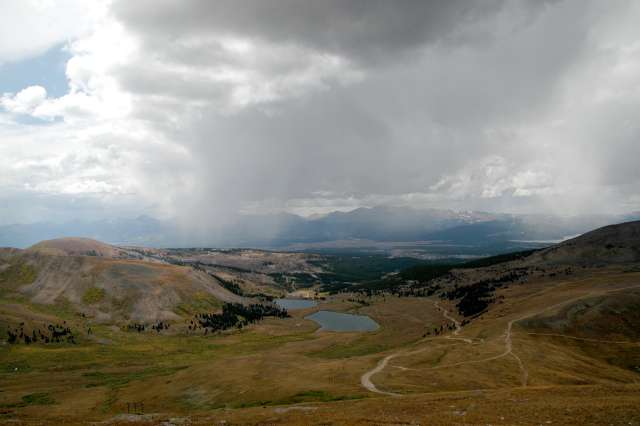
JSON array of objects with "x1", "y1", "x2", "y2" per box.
[{"x1": 356, "y1": 221, "x2": 640, "y2": 397}]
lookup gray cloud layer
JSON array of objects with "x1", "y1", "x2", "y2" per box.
[{"x1": 114, "y1": 0, "x2": 512, "y2": 63}]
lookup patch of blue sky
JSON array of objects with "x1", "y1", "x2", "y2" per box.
[
  {"x1": 11, "y1": 114, "x2": 62, "y2": 126},
  {"x1": 0, "y1": 43, "x2": 70, "y2": 98}
]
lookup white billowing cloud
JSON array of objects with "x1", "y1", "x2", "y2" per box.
[
  {"x1": 1, "y1": 85, "x2": 47, "y2": 114},
  {"x1": 2, "y1": 0, "x2": 640, "y2": 227},
  {"x1": 0, "y1": 0, "x2": 101, "y2": 64},
  {"x1": 0, "y1": 3, "x2": 191, "y2": 224},
  {"x1": 429, "y1": 156, "x2": 556, "y2": 202}
]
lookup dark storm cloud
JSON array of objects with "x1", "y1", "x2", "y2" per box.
[{"x1": 113, "y1": 0, "x2": 513, "y2": 63}]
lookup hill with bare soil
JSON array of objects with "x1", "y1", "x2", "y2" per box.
[
  {"x1": 529, "y1": 220, "x2": 640, "y2": 265},
  {"x1": 1, "y1": 239, "x2": 245, "y2": 324},
  {"x1": 27, "y1": 237, "x2": 128, "y2": 258}
]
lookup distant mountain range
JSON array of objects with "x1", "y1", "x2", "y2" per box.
[{"x1": 1, "y1": 207, "x2": 639, "y2": 251}]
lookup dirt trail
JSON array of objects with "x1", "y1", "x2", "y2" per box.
[
  {"x1": 526, "y1": 332, "x2": 640, "y2": 345},
  {"x1": 361, "y1": 300, "x2": 472, "y2": 395},
  {"x1": 504, "y1": 316, "x2": 528, "y2": 386},
  {"x1": 503, "y1": 282, "x2": 640, "y2": 386},
  {"x1": 360, "y1": 283, "x2": 640, "y2": 395},
  {"x1": 435, "y1": 283, "x2": 640, "y2": 386},
  {"x1": 434, "y1": 301, "x2": 473, "y2": 344},
  {"x1": 360, "y1": 353, "x2": 403, "y2": 396}
]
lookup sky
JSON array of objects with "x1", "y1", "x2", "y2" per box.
[{"x1": 1, "y1": 0, "x2": 640, "y2": 227}]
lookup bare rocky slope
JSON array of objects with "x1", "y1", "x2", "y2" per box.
[{"x1": 1, "y1": 238, "x2": 245, "y2": 323}]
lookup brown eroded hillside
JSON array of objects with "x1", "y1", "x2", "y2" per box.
[{"x1": 1, "y1": 239, "x2": 245, "y2": 323}]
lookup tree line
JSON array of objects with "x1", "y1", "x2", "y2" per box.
[
  {"x1": 6, "y1": 322, "x2": 76, "y2": 345},
  {"x1": 423, "y1": 322, "x2": 457, "y2": 337},
  {"x1": 442, "y1": 268, "x2": 530, "y2": 317},
  {"x1": 124, "y1": 320, "x2": 171, "y2": 333},
  {"x1": 188, "y1": 303, "x2": 288, "y2": 334}
]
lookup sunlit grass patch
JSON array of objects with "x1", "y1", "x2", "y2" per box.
[
  {"x1": 82, "y1": 287, "x2": 105, "y2": 304},
  {"x1": 175, "y1": 291, "x2": 222, "y2": 316},
  {"x1": 0, "y1": 259, "x2": 37, "y2": 294}
]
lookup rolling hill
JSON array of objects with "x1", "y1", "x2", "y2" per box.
[
  {"x1": 529, "y1": 220, "x2": 640, "y2": 265},
  {"x1": 1, "y1": 238, "x2": 244, "y2": 324},
  {"x1": 27, "y1": 237, "x2": 129, "y2": 258}
]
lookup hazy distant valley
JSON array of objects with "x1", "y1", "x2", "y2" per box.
[{"x1": 3, "y1": 206, "x2": 638, "y2": 255}]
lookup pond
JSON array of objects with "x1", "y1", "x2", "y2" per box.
[
  {"x1": 305, "y1": 310, "x2": 379, "y2": 332},
  {"x1": 274, "y1": 298, "x2": 318, "y2": 310}
]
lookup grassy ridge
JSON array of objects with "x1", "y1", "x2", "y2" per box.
[{"x1": 82, "y1": 287, "x2": 105, "y2": 304}]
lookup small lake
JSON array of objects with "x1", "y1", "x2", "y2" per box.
[
  {"x1": 275, "y1": 298, "x2": 318, "y2": 310},
  {"x1": 305, "y1": 310, "x2": 379, "y2": 332}
]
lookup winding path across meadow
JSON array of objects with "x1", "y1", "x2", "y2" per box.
[
  {"x1": 360, "y1": 283, "x2": 640, "y2": 395},
  {"x1": 360, "y1": 300, "x2": 469, "y2": 395}
]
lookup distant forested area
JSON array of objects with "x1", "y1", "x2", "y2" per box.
[
  {"x1": 400, "y1": 249, "x2": 538, "y2": 283},
  {"x1": 322, "y1": 249, "x2": 542, "y2": 318}
]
